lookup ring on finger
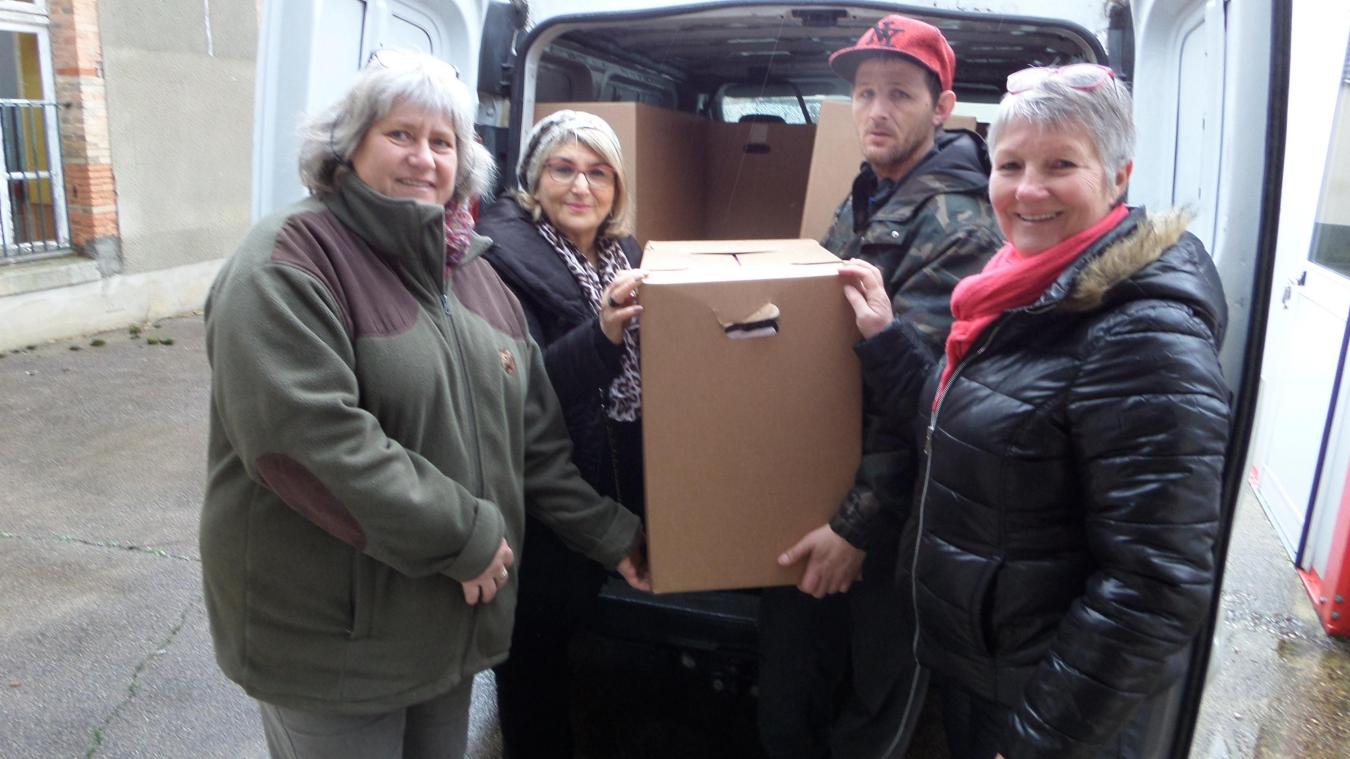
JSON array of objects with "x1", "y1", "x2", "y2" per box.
[{"x1": 607, "y1": 295, "x2": 620, "y2": 308}]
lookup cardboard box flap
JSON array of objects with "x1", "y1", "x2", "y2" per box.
[{"x1": 643, "y1": 239, "x2": 840, "y2": 272}]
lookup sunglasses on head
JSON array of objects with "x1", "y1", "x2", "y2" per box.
[
  {"x1": 1006, "y1": 63, "x2": 1115, "y2": 94},
  {"x1": 365, "y1": 48, "x2": 460, "y2": 79}
]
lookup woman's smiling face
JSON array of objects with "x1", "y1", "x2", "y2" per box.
[
  {"x1": 989, "y1": 119, "x2": 1131, "y2": 254},
  {"x1": 350, "y1": 99, "x2": 458, "y2": 206},
  {"x1": 532, "y1": 141, "x2": 616, "y2": 252}
]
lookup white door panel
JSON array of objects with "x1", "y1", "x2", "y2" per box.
[
  {"x1": 1249, "y1": 3, "x2": 1350, "y2": 560},
  {"x1": 1254, "y1": 280, "x2": 1347, "y2": 555}
]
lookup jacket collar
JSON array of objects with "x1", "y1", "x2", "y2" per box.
[
  {"x1": 325, "y1": 170, "x2": 491, "y2": 295},
  {"x1": 1027, "y1": 206, "x2": 1193, "y2": 312},
  {"x1": 462, "y1": 232, "x2": 492, "y2": 265},
  {"x1": 861, "y1": 129, "x2": 992, "y2": 227}
]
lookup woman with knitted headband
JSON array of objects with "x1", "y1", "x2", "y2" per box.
[{"x1": 479, "y1": 109, "x2": 646, "y2": 758}]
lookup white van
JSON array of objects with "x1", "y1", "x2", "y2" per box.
[{"x1": 252, "y1": 1, "x2": 1338, "y2": 757}]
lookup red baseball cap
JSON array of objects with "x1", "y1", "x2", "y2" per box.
[{"x1": 829, "y1": 15, "x2": 956, "y2": 91}]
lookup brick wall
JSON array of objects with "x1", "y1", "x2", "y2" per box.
[{"x1": 49, "y1": 0, "x2": 120, "y2": 255}]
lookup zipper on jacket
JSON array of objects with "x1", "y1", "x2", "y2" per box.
[
  {"x1": 909, "y1": 319, "x2": 1009, "y2": 661},
  {"x1": 908, "y1": 266, "x2": 1072, "y2": 658}
]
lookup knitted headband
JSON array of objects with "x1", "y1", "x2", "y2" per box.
[{"x1": 517, "y1": 109, "x2": 622, "y2": 193}]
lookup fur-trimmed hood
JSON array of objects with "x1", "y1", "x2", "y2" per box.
[{"x1": 1034, "y1": 206, "x2": 1227, "y2": 341}]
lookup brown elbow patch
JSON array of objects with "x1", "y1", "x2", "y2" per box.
[{"x1": 255, "y1": 453, "x2": 367, "y2": 550}]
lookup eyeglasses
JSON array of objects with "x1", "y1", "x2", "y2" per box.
[
  {"x1": 365, "y1": 48, "x2": 460, "y2": 79},
  {"x1": 544, "y1": 160, "x2": 617, "y2": 189},
  {"x1": 1006, "y1": 63, "x2": 1116, "y2": 94}
]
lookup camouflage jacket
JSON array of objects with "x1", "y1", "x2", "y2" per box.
[{"x1": 824, "y1": 129, "x2": 1002, "y2": 565}]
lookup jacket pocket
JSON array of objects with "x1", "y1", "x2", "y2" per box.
[
  {"x1": 348, "y1": 552, "x2": 376, "y2": 640},
  {"x1": 974, "y1": 560, "x2": 1003, "y2": 656},
  {"x1": 915, "y1": 538, "x2": 1001, "y2": 658}
]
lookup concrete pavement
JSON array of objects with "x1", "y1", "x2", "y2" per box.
[{"x1": 1192, "y1": 490, "x2": 1350, "y2": 757}]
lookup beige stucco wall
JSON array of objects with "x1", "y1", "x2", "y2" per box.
[{"x1": 99, "y1": 0, "x2": 257, "y2": 275}]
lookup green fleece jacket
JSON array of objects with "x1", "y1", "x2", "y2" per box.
[{"x1": 200, "y1": 171, "x2": 641, "y2": 714}]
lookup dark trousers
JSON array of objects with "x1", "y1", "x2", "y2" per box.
[
  {"x1": 757, "y1": 582, "x2": 922, "y2": 759},
  {"x1": 495, "y1": 420, "x2": 643, "y2": 759},
  {"x1": 493, "y1": 521, "x2": 607, "y2": 759},
  {"x1": 757, "y1": 589, "x2": 851, "y2": 759},
  {"x1": 936, "y1": 679, "x2": 1163, "y2": 759}
]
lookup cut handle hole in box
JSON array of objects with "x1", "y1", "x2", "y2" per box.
[{"x1": 718, "y1": 303, "x2": 780, "y2": 339}]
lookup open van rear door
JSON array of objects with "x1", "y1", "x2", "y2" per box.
[{"x1": 1129, "y1": 0, "x2": 1290, "y2": 755}]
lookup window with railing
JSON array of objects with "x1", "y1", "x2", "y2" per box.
[{"x1": 0, "y1": 7, "x2": 67, "y2": 263}]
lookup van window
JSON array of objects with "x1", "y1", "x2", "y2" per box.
[
  {"x1": 721, "y1": 94, "x2": 846, "y2": 124},
  {"x1": 1309, "y1": 46, "x2": 1350, "y2": 276}
]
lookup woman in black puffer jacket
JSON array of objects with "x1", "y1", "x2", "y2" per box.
[
  {"x1": 478, "y1": 110, "x2": 645, "y2": 759},
  {"x1": 838, "y1": 66, "x2": 1230, "y2": 759}
]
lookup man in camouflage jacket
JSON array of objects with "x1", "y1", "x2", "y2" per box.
[{"x1": 759, "y1": 15, "x2": 1002, "y2": 759}]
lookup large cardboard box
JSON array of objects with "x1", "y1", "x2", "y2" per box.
[
  {"x1": 638, "y1": 239, "x2": 862, "y2": 593},
  {"x1": 799, "y1": 100, "x2": 861, "y2": 241},
  {"x1": 702, "y1": 121, "x2": 816, "y2": 239}
]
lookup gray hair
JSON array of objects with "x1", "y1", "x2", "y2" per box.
[
  {"x1": 988, "y1": 72, "x2": 1135, "y2": 182},
  {"x1": 514, "y1": 110, "x2": 634, "y2": 240},
  {"x1": 297, "y1": 51, "x2": 495, "y2": 204}
]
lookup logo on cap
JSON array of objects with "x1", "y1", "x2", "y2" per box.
[
  {"x1": 873, "y1": 19, "x2": 899, "y2": 46},
  {"x1": 828, "y1": 14, "x2": 957, "y2": 91}
]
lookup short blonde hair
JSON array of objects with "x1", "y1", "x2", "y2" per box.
[
  {"x1": 514, "y1": 110, "x2": 634, "y2": 240},
  {"x1": 298, "y1": 50, "x2": 495, "y2": 205}
]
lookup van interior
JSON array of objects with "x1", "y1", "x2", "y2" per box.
[{"x1": 493, "y1": 6, "x2": 1109, "y2": 245}]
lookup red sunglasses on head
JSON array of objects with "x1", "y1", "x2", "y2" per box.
[{"x1": 1006, "y1": 63, "x2": 1116, "y2": 94}]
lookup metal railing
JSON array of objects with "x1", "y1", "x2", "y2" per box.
[{"x1": 0, "y1": 98, "x2": 68, "y2": 263}]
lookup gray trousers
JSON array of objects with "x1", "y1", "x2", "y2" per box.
[{"x1": 258, "y1": 678, "x2": 474, "y2": 759}]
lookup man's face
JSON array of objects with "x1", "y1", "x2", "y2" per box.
[{"x1": 851, "y1": 56, "x2": 945, "y2": 180}]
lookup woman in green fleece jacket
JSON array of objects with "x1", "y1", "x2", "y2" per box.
[{"x1": 200, "y1": 50, "x2": 649, "y2": 759}]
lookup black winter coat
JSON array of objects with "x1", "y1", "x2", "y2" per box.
[
  {"x1": 856, "y1": 208, "x2": 1231, "y2": 759},
  {"x1": 478, "y1": 196, "x2": 643, "y2": 507}
]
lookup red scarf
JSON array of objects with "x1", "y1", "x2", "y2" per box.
[{"x1": 934, "y1": 205, "x2": 1129, "y2": 410}]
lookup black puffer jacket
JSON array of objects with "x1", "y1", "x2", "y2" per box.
[
  {"x1": 478, "y1": 196, "x2": 643, "y2": 504},
  {"x1": 857, "y1": 208, "x2": 1231, "y2": 758}
]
